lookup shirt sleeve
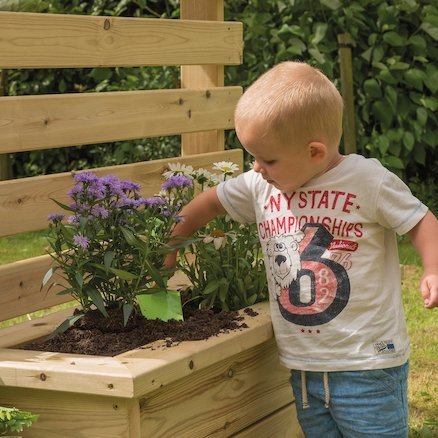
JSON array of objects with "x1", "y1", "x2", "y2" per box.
[
  {"x1": 216, "y1": 171, "x2": 257, "y2": 224},
  {"x1": 375, "y1": 169, "x2": 428, "y2": 235}
]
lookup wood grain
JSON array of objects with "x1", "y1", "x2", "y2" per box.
[
  {"x1": 0, "y1": 87, "x2": 241, "y2": 154},
  {"x1": 0, "y1": 11, "x2": 242, "y2": 68}
]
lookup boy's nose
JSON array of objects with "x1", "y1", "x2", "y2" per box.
[{"x1": 253, "y1": 161, "x2": 265, "y2": 174}]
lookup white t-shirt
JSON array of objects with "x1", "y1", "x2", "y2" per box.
[{"x1": 217, "y1": 154, "x2": 428, "y2": 371}]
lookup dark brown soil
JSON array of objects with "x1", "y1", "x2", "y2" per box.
[{"x1": 23, "y1": 305, "x2": 258, "y2": 356}]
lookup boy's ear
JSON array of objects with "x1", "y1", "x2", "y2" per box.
[{"x1": 308, "y1": 141, "x2": 327, "y2": 161}]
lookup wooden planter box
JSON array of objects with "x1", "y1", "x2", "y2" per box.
[{"x1": 0, "y1": 302, "x2": 302, "y2": 437}]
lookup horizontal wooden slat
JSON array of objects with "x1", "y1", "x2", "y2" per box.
[
  {"x1": 0, "y1": 255, "x2": 71, "y2": 323},
  {"x1": 0, "y1": 305, "x2": 77, "y2": 349},
  {"x1": 234, "y1": 403, "x2": 303, "y2": 438},
  {"x1": 0, "y1": 86, "x2": 241, "y2": 153},
  {"x1": 0, "y1": 149, "x2": 242, "y2": 237},
  {"x1": 0, "y1": 12, "x2": 243, "y2": 68}
]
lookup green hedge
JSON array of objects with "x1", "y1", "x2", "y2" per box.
[{"x1": 2, "y1": 0, "x2": 436, "y2": 208}]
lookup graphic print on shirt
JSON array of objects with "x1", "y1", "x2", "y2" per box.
[{"x1": 266, "y1": 223, "x2": 350, "y2": 326}]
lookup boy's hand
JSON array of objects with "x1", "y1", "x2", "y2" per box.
[
  {"x1": 163, "y1": 251, "x2": 177, "y2": 270},
  {"x1": 420, "y1": 271, "x2": 438, "y2": 308}
]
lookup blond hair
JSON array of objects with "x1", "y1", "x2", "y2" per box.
[{"x1": 235, "y1": 61, "x2": 344, "y2": 149}]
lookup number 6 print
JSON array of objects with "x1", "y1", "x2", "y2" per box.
[{"x1": 278, "y1": 223, "x2": 350, "y2": 326}]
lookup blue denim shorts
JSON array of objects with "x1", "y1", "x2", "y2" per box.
[{"x1": 290, "y1": 362, "x2": 409, "y2": 438}]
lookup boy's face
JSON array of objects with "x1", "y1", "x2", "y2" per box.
[{"x1": 236, "y1": 120, "x2": 323, "y2": 193}]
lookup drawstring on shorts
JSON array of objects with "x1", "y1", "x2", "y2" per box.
[{"x1": 300, "y1": 370, "x2": 330, "y2": 410}]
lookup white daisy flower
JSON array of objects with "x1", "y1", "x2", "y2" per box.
[
  {"x1": 162, "y1": 163, "x2": 194, "y2": 179},
  {"x1": 212, "y1": 161, "x2": 239, "y2": 175},
  {"x1": 193, "y1": 168, "x2": 213, "y2": 186},
  {"x1": 203, "y1": 229, "x2": 237, "y2": 249},
  {"x1": 208, "y1": 173, "x2": 225, "y2": 185}
]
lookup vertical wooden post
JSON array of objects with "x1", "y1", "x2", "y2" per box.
[
  {"x1": 180, "y1": 0, "x2": 225, "y2": 156},
  {"x1": 0, "y1": 69, "x2": 12, "y2": 180},
  {"x1": 337, "y1": 33, "x2": 357, "y2": 155}
]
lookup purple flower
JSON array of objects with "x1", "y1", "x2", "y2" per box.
[
  {"x1": 67, "y1": 215, "x2": 80, "y2": 225},
  {"x1": 85, "y1": 181, "x2": 106, "y2": 200},
  {"x1": 74, "y1": 172, "x2": 99, "y2": 185},
  {"x1": 161, "y1": 175, "x2": 193, "y2": 191},
  {"x1": 73, "y1": 234, "x2": 90, "y2": 249},
  {"x1": 67, "y1": 184, "x2": 83, "y2": 198},
  {"x1": 141, "y1": 197, "x2": 167, "y2": 207},
  {"x1": 91, "y1": 205, "x2": 110, "y2": 219},
  {"x1": 120, "y1": 180, "x2": 141, "y2": 192},
  {"x1": 100, "y1": 175, "x2": 123, "y2": 197},
  {"x1": 48, "y1": 213, "x2": 64, "y2": 222}
]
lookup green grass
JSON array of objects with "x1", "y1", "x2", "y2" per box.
[
  {"x1": 0, "y1": 232, "x2": 436, "y2": 436},
  {"x1": 0, "y1": 230, "x2": 48, "y2": 265},
  {"x1": 402, "y1": 266, "x2": 438, "y2": 438}
]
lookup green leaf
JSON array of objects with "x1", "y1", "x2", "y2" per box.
[
  {"x1": 320, "y1": 0, "x2": 341, "y2": 10},
  {"x1": 123, "y1": 303, "x2": 134, "y2": 326},
  {"x1": 86, "y1": 287, "x2": 109, "y2": 317},
  {"x1": 385, "y1": 86, "x2": 398, "y2": 112},
  {"x1": 41, "y1": 267, "x2": 56, "y2": 289},
  {"x1": 49, "y1": 198, "x2": 75, "y2": 212},
  {"x1": 45, "y1": 313, "x2": 84, "y2": 340},
  {"x1": 377, "y1": 135, "x2": 390, "y2": 155},
  {"x1": 424, "y1": 65, "x2": 438, "y2": 93},
  {"x1": 109, "y1": 267, "x2": 138, "y2": 281},
  {"x1": 404, "y1": 68, "x2": 425, "y2": 91},
  {"x1": 408, "y1": 35, "x2": 427, "y2": 52},
  {"x1": 416, "y1": 107, "x2": 428, "y2": 126},
  {"x1": 420, "y1": 96, "x2": 438, "y2": 111},
  {"x1": 403, "y1": 131, "x2": 415, "y2": 151},
  {"x1": 363, "y1": 78, "x2": 382, "y2": 99},
  {"x1": 75, "y1": 272, "x2": 83, "y2": 288},
  {"x1": 377, "y1": 69, "x2": 398, "y2": 85},
  {"x1": 104, "y1": 251, "x2": 115, "y2": 271},
  {"x1": 372, "y1": 101, "x2": 394, "y2": 128},
  {"x1": 120, "y1": 226, "x2": 138, "y2": 246},
  {"x1": 420, "y1": 22, "x2": 438, "y2": 40},
  {"x1": 383, "y1": 31, "x2": 405, "y2": 46},
  {"x1": 308, "y1": 47, "x2": 325, "y2": 64},
  {"x1": 384, "y1": 156, "x2": 405, "y2": 170},
  {"x1": 247, "y1": 293, "x2": 258, "y2": 305},
  {"x1": 414, "y1": 145, "x2": 426, "y2": 165},
  {"x1": 202, "y1": 279, "x2": 221, "y2": 296},
  {"x1": 144, "y1": 259, "x2": 166, "y2": 288},
  {"x1": 311, "y1": 23, "x2": 328, "y2": 45}
]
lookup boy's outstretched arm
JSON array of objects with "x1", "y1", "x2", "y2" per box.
[
  {"x1": 163, "y1": 186, "x2": 226, "y2": 269},
  {"x1": 408, "y1": 210, "x2": 438, "y2": 308}
]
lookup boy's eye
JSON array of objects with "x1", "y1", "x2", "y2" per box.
[{"x1": 264, "y1": 160, "x2": 276, "y2": 165}]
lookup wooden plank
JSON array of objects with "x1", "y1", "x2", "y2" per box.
[
  {"x1": 0, "y1": 255, "x2": 73, "y2": 323},
  {"x1": 0, "y1": 387, "x2": 134, "y2": 437},
  {"x1": 181, "y1": 0, "x2": 229, "y2": 156},
  {"x1": 0, "y1": 348, "x2": 136, "y2": 398},
  {"x1": 0, "y1": 302, "x2": 275, "y2": 398},
  {"x1": 138, "y1": 337, "x2": 293, "y2": 437},
  {"x1": 0, "y1": 305, "x2": 77, "y2": 348},
  {"x1": 0, "y1": 149, "x2": 243, "y2": 237},
  {"x1": 0, "y1": 86, "x2": 241, "y2": 154},
  {"x1": 233, "y1": 403, "x2": 304, "y2": 438},
  {"x1": 337, "y1": 33, "x2": 357, "y2": 154},
  {"x1": 0, "y1": 11, "x2": 243, "y2": 68}
]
